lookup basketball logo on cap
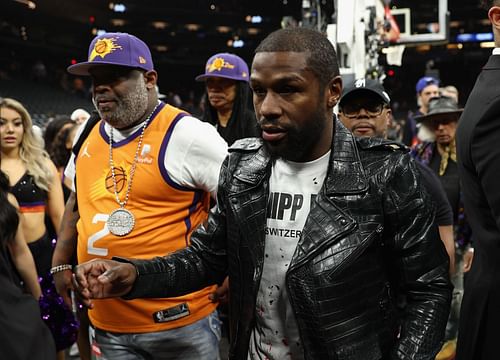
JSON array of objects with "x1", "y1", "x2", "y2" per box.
[
  {"x1": 89, "y1": 37, "x2": 122, "y2": 62},
  {"x1": 207, "y1": 57, "x2": 235, "y2": 73}
]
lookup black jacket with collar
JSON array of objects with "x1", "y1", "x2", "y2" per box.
[{"x1": 122, "y1": 120, "x2": 451, "y2": 360}]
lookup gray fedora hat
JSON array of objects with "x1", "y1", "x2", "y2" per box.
[{"x1": 415, "y1": 96, "x2": 463, "y2": 123}]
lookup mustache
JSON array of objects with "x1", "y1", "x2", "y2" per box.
[
  {"x1": 258, "y1": 121, "x2": 287, "y2": 133},
  {"x1": 258, "y1": 117, "x2": 282, "y2": 126}
]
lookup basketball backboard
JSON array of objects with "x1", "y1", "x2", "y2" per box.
[{"x1": 389, "y1": 0, "x2": 449, "y2": 45}]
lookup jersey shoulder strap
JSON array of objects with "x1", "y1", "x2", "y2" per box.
[{"x1": 72, "y1": 111, "x2": 100, "y2": 157}]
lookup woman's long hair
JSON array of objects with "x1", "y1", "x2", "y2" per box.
[
  {"x1": 44, "y1": 115, "x2": 74, "y2": 154},
  {"x1": 0, "y1": 98, "x2": 52, "y2": 191},
  {"x1": 49, "y1": 121, "x2": 77, "y2": 169},
  {"x1": 202, "y1": 81, "x2": 258, "y2": 145}
]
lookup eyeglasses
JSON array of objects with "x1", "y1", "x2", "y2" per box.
[{"x1": 340, "y1": 101, "x2": 385, "y2": 118}]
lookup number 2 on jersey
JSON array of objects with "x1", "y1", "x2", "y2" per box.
[{"x1": 88, "y1": 214, "x2": 110, "y2": 256}]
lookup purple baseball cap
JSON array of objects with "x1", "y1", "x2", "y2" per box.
[
  {"x1": 67, "y1": 32, "x2": 154, "y2": 76},
  {"x1": 195, "y1": 53, "x2": 249, "y2": 82},
  {"x1": 415, "y1": 76, "x2": 439, "y2": 93}
]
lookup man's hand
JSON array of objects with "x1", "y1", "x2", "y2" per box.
[
  {"x1": 463, "y1": 248, "x2": 474, "y2": 273},
  {"x1": 53, "y1": 269, "x2": 74, "y2": 308},
  {"x1": 209, "y1": 276, "x2": 229, "y2": 304},
  {"x1": 73, "y1": 259, "x2": 137, "y2": 308}
]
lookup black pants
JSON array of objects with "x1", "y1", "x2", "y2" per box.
[{"x1": 27, "y1": 232, "x2": 53, "y2": 277}]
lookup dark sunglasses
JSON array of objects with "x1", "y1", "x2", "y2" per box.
[{"x1": 340, "y1": 100, "x2": 385, "y2": 118}]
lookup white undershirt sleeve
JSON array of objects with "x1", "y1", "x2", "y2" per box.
[
  {"x1": 64, "y1": 120, "x2": 87, "y2": 192},
  {"x1": 164, "y1": 116, "x2": 228, "y2": 198}
]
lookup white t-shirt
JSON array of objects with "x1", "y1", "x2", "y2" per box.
[
  {"x1": 65, "y1": 110, "x2": 228, "y2": 198},
  {"x1": 248, "y1": 151, "x2": 331, "y2": 360}
]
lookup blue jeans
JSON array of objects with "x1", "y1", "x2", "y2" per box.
[{"x1": 90, "y1": 310, "x2": 221, "y2": 360}]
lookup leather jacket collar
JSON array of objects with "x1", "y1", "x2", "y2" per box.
[
  {"x1": 232, "y1": 118, "x2": 369, "y2": 195},
  {"x1": 229, "y1": 118, "x2": 371, "y2": 270}
]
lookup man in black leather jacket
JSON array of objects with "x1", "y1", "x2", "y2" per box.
[{"x1": 74, "y1": 28, "x2": 451, "y2": 360}]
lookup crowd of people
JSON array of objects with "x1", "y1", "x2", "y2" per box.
[{"x1": 1, "y1": 1, "x2": 500, "y2": 360}]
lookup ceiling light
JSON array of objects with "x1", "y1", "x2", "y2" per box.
[
  {"x1": 111, "y1": 19, "x2": 125, "y2": 26},
  {"x1": 152, "y1": 21, "x2": 168, "y2": 29},
  {"x1": 233, "y1": 39, "x2": 244, "y2": 48},
  {"x1": 251, "y1": 16, "x2": 262, "y2": 24},
  {"x1": 112, "y1": 3, "x2": 126, "y2": 12},
  {"x1": 415, "y1": 45, "x2": 431, "y2": 52},
  {"x1": 456, "y1": 32, "x2": 493, "y2": 42},
  {"x1": 247, "y1": 28, "x2": 260, "y2": 35},
  {"x1": 217, "y1": 26, "x2": 231, "y2": 33},
  {"x1": 449, "y1": 21, "x2": 463, "y2": 28},
  {"x1": 480, "y1": 41, "x2": 495, "y2": 48},
  {"x1": 186, "y1": 24, "x2": 201, "y2": 31},
  {"x1": 14, "y1": 0, "x2": 36, "y2": 10},
  {"x1": 155, "y1": 45, "x2": 168, "y2": 52},
  {"x1": 92, "y1": 28, "x2": 107, "y2": 36}
]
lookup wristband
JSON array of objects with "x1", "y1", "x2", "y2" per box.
[{"x1": 50, "y1": 264, "x2": 73, "y2": 275}]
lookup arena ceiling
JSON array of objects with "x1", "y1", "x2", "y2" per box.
[
  {"x1": 0, "y1": 0, "x2": 491, "y2": 91},
  {"x1": 1, "y1": 0, "x2": 301, "y2": 67}
]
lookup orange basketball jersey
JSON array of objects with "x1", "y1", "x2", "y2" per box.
[{"x1": 75, "y1": 102, "x2": 217, "y2": 333}]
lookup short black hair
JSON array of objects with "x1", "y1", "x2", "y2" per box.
[
  {"x1": 255, "y1": 27, "x2": 340, "y2": 86},
  {"x1": 481, "y1": 0, "x2": 500, "y2": 9}
]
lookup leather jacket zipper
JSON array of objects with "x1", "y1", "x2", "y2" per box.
[{"x1": 325, "y1": 224, "x2": 384, "y2": 279}]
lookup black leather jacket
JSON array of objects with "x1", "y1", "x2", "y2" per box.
[{"x1": 123, "y1": 120, "x2": 451, "y2": 360}]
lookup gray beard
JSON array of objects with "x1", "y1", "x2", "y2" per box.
[{"x1": 96, "y1": 81, "x2": 149, "y2": 129}]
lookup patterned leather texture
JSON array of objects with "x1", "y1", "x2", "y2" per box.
[{"x1": 124, "y1": 120, "x2": 452, "y2": 360}]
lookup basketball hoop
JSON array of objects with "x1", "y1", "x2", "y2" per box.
[
  {"x1": 384, "y1": 45, "x2": 405, "y2": 66},
  {"x1": 383, "y1": 1, "x2": 401, "y2": 43}
]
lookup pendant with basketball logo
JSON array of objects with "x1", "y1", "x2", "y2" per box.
[{"x1": 107, "y1": 103, "x2": 159, "y2": 236}]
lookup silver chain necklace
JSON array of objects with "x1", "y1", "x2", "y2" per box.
[{"x1": 106, "y1": 103, "x2": 159, "y2": 236}]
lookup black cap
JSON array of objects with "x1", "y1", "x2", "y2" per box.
[
  {"x1": 415, "y1": 96, "x2": 463, "y2": 123},
  {"x1": 340, "y1": 78, "x2": 391, "y2": 107}
]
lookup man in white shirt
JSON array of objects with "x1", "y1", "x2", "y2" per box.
[{"x1": 73, "y1": 28, "x2": 451, "y2": 360}]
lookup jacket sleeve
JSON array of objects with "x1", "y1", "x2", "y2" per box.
[
  {"x1": 384, "y1": 154, "x2": 452, "y2": 360},
  {"x1": 118, "y1": 156, "x2": 232, "y2": 299},
  {"x1": 472, "y1": 104, "x2": 500, "y2": 232}
]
